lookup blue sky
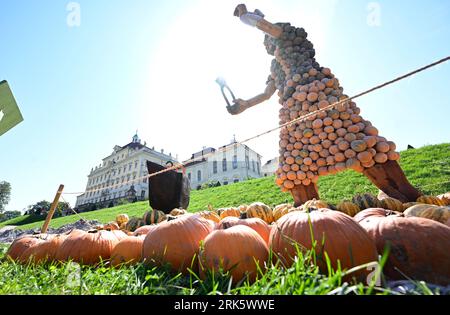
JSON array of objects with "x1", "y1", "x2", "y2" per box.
[{"x1": 0, "y1": 0, "x2": 449, "y2": 212}]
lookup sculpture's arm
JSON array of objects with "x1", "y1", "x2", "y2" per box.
[
  {"x1": 227, "y1": 79, "x2": 276, "y2": 115},
  {"x1": 233, "y1": 4, "x2": 282, "y2": 38}
]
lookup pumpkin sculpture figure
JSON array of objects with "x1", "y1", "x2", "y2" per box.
[{"x1": 228, "y1": 4, "x2": 422, "y2": 206}]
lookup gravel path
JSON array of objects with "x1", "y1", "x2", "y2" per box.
[{"x1": 0, "y1": 219, "x2": 101, "y2": 244}]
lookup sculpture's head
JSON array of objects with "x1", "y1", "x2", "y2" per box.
[{"x1": 233, "y1": 4, "x2": 248, "y2": 17}]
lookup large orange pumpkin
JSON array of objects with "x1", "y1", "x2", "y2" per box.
[
  {"x1": 55, "y1": 229, "x2": 127, "y2": 265},
  {"x1": 353, "y1": 208, "x2": 404, "y2": 225},
  {"x1": 110, "y1": 235, "x2": 145, "y2": 266},
  {"x1": 133, "y1": 225, "x2": 157, "y2": 236},
  {"x1": 142, "y1": 215, "x2": 215, "y2": 273},
  {"x1": 199, "y1": 225, "x2": 268, "y2": 283},
  {"x1": 6, "y1": 234, "x2": 50, "y2": 261},
  {"x1": 19, "y1": 233, "x2": 68, "y2": 264},
  {"x1": 356, "y1": 211, "x2": 450, "y2": 285},
  {"x1": 216, "y1": 217, "x2": 271, "y2": 245},
  {"x1": 270, "y1": 209, "x2": 378, "y2": 281}
]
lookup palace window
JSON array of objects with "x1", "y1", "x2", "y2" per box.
[
  {"x1": 213, "y1": 161, "x2": 217, "y2": 174},
  {"x1": 233, "y1": 155, "x2": 238, "y2": 169},
  {"x1": 188, "y1": 173, "x2": 191, "y2": 181},
  {"x1": 197, "y1": 170, "x2": 202, "y2": 182},
  {"x1": 222, "y1": 158, "x2": 227, "y2": 172},
  {"x1": 234, "y1": 179, "x2": 239, "y2": 183},
  {"x1": 252, "y1": 160, "x2": 256, "y2": 172},
  {"x1": 245, "y1": 156, "x2": 250, "y2": 169}
]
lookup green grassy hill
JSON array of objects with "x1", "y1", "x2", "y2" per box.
[{"x1": 3, "y1": 143, "x2": 449, "y2": 231}]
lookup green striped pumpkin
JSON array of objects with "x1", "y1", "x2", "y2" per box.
[
  {"x1": 417, "y1": 195, "x2": 446, "y2": 207},
  {"x1": 404, "y1": 204, "x2": 450, "y2": 226},
  {"x1": 352, "y1": 193, "x2": 383, "y2": 210},
  {"x1": 336, "y1": 201, "x2": 360, "y2": 217},
  {"x1": 125, "y1": 217, "x2": 145, "y2": 232},
  {"x1": 246, "y1": 202, "x2": 274, "y2": 224},
  {"x1": 143, "y1": 209, "x2": 167, "y2": 225},
  {"x1": 381, "y1": 197, "x2": 404, "y2": 212}
]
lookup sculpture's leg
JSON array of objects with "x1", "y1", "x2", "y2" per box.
[
  {"x1": 363, "y1": 160, "x2": 422, "y2": 202},
  {"x1": 291, "y1": 183, "x2": 320, "y2": 207}
]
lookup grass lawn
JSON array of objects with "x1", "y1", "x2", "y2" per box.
[
  {"x1": 0, "y1": 243, "x2": 439, "y2": 295},
  {"x1": 2, "y1": 143, "x2": 449, "y2": 231}
]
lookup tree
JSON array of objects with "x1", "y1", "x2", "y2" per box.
[
  {"x1": 0, "y1": 181, "x2": 11, "y2": 213},
  {"x1": 0, "y1": 210, "x2": 21, "y2": 222},
  {"x1": 25, "y1": 200, "x2": 70, "y2": 217}
]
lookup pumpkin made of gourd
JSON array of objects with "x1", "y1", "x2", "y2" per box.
[
  {"x1": 216, "y1": 217, "x2": 271, "y2": 245},
  {"x1": 416, "y1": 195, "x2": 446, "y2": 206},
  {"x1": 55, "y1": 229, "x2": 127, "y2": 265},
  {"x1": 352, "y1": 193, "x2": 383, "y2": 210},
  {"x1": 336, "y1": 201, "x2": 361, "y2": 217},
  {"x1": 403, "y1": 204, "x2": 450, "y2": 227},
  {"x1": 194, "y1": 211, "x2": 221, "y2": 223},
  {"x1": 142, "y1": 215, "x2": 215, "y2": 273},
  {"x1": 356, "y1": 210, "x2": 450, "y2": 285},
  {"x1": 6, "y1": 233, "x2": 51, "y2": 261},
  {"x1": 110, "y1": 235, "x2": 145, "y2": 267},
  {"x1": 170, "y1": 208, "x2": 188, "y2": 216},
  {"x1": 270, "y1": 209, "x2": 378, "y2": 282},
  {"x1": 246, "y1": 202, "x2": 274, "y2": 224},
  {"x1": 143, "y1": 209, "x2": 166, "y2": 225},
  {"x1": 19, "y1": 233, "x2": 68, "y2": 264},
  {"x1": 115, "y1": 214, "x2": 129, "y2": 226},
  {"x1": 199, "y1": 225, "x2": 269, "y2": 283},
  {"x1": 272, "y1": 203, "x2": 294, "y2": 221},
  {"x1": 218, "y1": 207, "x2": 241, "y2": 220},
  {"x1": 380, "y1": 197, "x2": 404, "y2": 212}
]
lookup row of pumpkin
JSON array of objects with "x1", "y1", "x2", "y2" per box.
[
  {"x1": 5, "y1": 192, "x2": 450, "y2": 285},
  {"x1": 107, "y1": 192, "x2": 450, "y2": 232}
]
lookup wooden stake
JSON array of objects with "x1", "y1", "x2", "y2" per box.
[{"x1": 41, "y1": 184, "x2": 64, "y2": 233}]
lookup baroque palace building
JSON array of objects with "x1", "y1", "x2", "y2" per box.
[
  {"x1": 75, "y1": 133, "x2": 177, "y2": 211},
  {"x1": 184, "y1": 139, "x2": 263, "y2": 190}
]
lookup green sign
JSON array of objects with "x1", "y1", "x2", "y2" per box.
[{"x1": 0, "y1": 80, "x2": 23, "y2": 136}]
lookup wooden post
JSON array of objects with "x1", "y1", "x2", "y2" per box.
[{"x1": 41, "y1": 184, "x2": 64, "y2": 233}]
